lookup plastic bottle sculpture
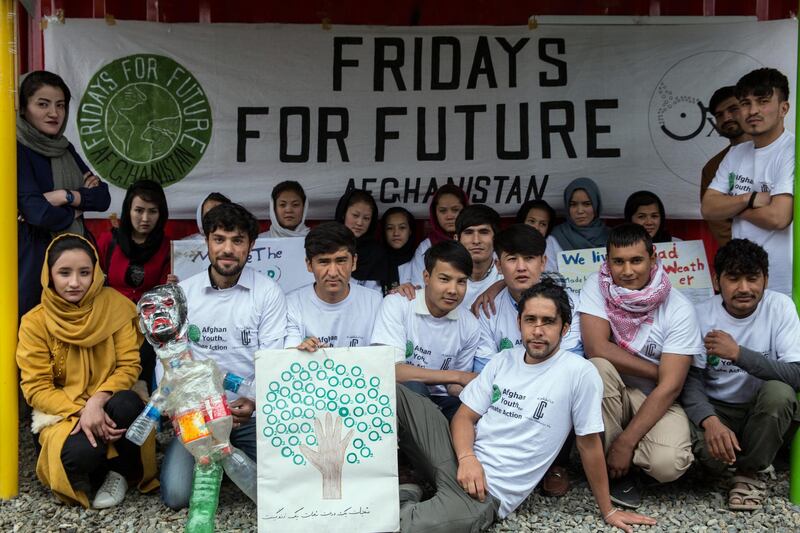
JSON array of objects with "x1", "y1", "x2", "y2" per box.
[{"x1": 126, "y1": 284, "x2": 257, "y2": 532}]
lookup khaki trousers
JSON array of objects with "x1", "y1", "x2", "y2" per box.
[{"x1": 591, "y1": 358, "x2": 694, "y2": 482}]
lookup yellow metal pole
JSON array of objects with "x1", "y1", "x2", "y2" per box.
[{"x1": 0, "y1": 0, "x2": 18, "y2": 499}]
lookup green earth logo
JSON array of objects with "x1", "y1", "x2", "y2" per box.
[
  {"x1": 77, "y1": 54, "x2": 212, "y2": 188},
  {"x1": 707, "y1": 354, "x2": 720, "y2": 368},
  {"x1": 498, "y1": 338, "x2": 514, "y2": 350},
  {"x1": 491, "y1": 385, "x2": 502, "y2": 403},
  {"x1": 405, "y1": 341, "x2": 414, "y2": 359}
]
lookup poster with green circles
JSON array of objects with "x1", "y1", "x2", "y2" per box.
[{"x1": 255, "y1": 346, "x2": 399, "y2": 533}]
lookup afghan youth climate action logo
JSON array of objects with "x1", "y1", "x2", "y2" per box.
[
  {"x1": 648, "y1": 51, "x2": 762, "y2": 186},
  {"x1": 77, "y1": 54, "x2": 212, "y2": 188}
]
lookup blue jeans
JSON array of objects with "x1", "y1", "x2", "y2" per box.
[
  {"x1": 402, "y1": 381, "x2": 462, "y2": 422},
  {"x1": 160, "y1": 418, "x2": 257, "y2": 510}
]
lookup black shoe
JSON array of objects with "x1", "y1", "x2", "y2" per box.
[{"x1": 610, "y1": 473, "x2": 642, "y2": 509}]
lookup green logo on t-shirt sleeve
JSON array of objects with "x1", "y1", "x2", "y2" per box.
[
  {"x1": 727, "y1": 172, "x2": 736, "y2": 193},
  {"x1": 707, "y1": 354, "x2": 720, "y2": 368},
  {"x1": 188, "y1": 324, "x2": 201, "y2": 343},
  {"x1": 498, "y1": 338, "x2": 513, "y2": 351},
  {"x1": 491, "y1": 385, "x2": 502, "y2": 403},
  {"x1": 405, "y1": 341, "x2": 414, "y2": 359}
]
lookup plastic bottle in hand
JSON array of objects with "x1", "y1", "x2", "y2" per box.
[
  {"x1": 125, "y1": 387, "x2": 170, "y2": 446},
  {"x1": 221, "y1": 446, "x2": 257, "y2": 502},
  {"x1": 185, "y1": 461, "x2": 223, "y2": 533},
  {"x1": 173, "y1": 408, "x2": 213, "y2": 463},
  {"x1": 222, "y1": 372, "x2": 255, "y2": 398}
]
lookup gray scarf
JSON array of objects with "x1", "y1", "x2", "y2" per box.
[{"x1": 17, "y1": 109, "x2": 84, "y2": 236}]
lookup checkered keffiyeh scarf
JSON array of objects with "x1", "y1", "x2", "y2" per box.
[{"x1": 598, "y1": 259, "x2": 671, "y2": 354}]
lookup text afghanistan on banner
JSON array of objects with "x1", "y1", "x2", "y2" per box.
[
  {"x1": 255, "y1": 347, "x2": 399, "y2": 533},
  {"x1": 172, "y1": 237, "x2": 313, "y2": 293},
  {"x1": 44, "y1": 19, "x2": 796, "y2": 220},
  {"x1": 557, "y1": 240, "x2": 713, "y2": 305}
]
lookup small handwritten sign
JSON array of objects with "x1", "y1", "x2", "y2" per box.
[
  {"x1": 557, "y1": 240, "x2": 713, "y2": 305},
  {"x1": 172, "y1": 237, "x2": 313, "y2": 293}
]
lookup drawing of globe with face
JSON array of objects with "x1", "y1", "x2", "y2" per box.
[{"x1": 648, "y1": 51, "x2": 763, "y2": 186}]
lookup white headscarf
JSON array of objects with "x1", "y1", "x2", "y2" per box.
[{"x1": 266, "y1": 194, "x2": 310, "y2": 238}]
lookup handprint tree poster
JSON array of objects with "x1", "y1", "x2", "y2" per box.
[{"x1": 255, "y1": 346, "x2": 400, "y2": 532}]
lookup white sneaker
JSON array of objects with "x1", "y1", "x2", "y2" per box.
[{"x1": 92, "y1": 471, "x2": 128, "y2": 509}]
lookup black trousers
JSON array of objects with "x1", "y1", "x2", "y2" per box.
[{"x1": 58, "y1": 390, "x2": 145, "y2": 490}]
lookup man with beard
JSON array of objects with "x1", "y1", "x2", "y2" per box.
[
  {"x1": 700, "y1": 86, "x2": 750, "y2": 246},
  {"x1": 702, "y1": 68, "x2": 794, "y2": 296},
  {"x1": 159, "y1": 202, "x2": 287, "y2": 510},
  {"x1": 395, "y1": 281, "x2": 656, "y2": 532},
  {"x1": 682, "y1": 239, "x2": 800, "y2": 511}
]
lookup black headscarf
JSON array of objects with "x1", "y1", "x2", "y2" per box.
[
  {"x1": 380, "y1": 207, "x2": 417, "y2": 291},
  {"x1": 334, "y1": 187, "x2": 387, "y2": 284},
  {"x1": 113, "y1": 180, "x2": 169, "y2": 285},
  {"x1": 624, "y1": 190, "x2": 672, "y2": 243}
]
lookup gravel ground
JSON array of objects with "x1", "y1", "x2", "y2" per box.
[{"x1": 2, "y1": 416, "x2": 799, "y2": 533}]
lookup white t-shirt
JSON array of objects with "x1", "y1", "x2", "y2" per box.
[
  {"x1": 578, "y1": 271, "x2": 704, "y2": 394},
  {"x1": 177, "y1": 266, "x2": 287, "y2": 400},
  {"x1": 284, "y1": 282, "x2": 384, "y2": 349},
  {"x1": 544, "y1": 235, "x2": 563, "y2": 272},
  {"x1": 476, "y1": 288, "x2": 583, "y2": 361},
  {"x1": 409, "y1": 238, "x2": 432, "y2": 288},
  {"x1": 463, "y1": 262, "x2": 504, "y2": 310},
  {"x1": 371, "y1": 293, "x2": 480, "y2": 396},
  {"x1": 460, "y1": 347, "x2": 604, "y2": 518},
  {"x1": 397, "y1": 262, "x2": 413, "y2": 286},
  {"x1": 696, "y1": 290, "x2": 800, "y2": 403},
  {"x1": 709, "y1": 130, "x2": 795, "y2": 296}
]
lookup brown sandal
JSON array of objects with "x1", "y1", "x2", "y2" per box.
[
  {"x1": 542, "y1": 466, "x2": 570, "y2": 497},
  {"x1": 728, "y1": 475, "x2": 765, "y2": 511}
]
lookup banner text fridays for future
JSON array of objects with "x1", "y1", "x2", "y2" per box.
[{"x1": 44, "y1": 19, "x2": 797, "y2": 220}]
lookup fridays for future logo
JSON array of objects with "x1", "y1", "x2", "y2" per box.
[{"x1": 77, "y1": 54, "x2": 212, "y2": 188}]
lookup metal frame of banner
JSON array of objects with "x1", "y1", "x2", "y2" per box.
[{"x1": 0, "y1": 0, "x2": 19, "y2": 500}]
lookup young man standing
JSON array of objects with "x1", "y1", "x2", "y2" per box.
[
  {"x1": 700, "y1": 86, "x2": 751, "y2": 246},
  {"x1": 702, "y1": 68, "x2": 794, "y2": 296},
  {"x1": 580, "y1": 223, "x2": 703, "y2": 508},
  {"x1": 682, "y1": 239, "x2": 800, "y2": 511},
  {"x1": 396, "y1": 282, "x2": 656, "y2": 532},
  {"x1": 285, "y1": 222, "x2": 383, "y2": 351},
  {"x1": 371, "y1": 240, "x2": 480, "y2": 421},
  {"x1": 455, "y1": 205, "x2": 504, "y2": 308},
  {"x1": 160, "y1": 203, "x2": 287, "y2": 510}
]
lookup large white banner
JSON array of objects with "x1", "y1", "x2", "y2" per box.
[
  {"x1": 45, "y1": 19, "x2": 796, "y2": 220},
  {"x1": 255, "y1": 347, "x2": 399, "y2": 533}
]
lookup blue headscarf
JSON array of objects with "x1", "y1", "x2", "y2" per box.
[{"x1": 550, "y1": 177, "x2": 610, "y2": 250}]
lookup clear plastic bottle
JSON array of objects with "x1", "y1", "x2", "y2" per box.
[
  {"x1": 202, "y1": 394, "x2": 233, "y2": 448},
  {"x1": 222, "y1": 372, "x2": 255, "y2": 398},
  {"x1": 185, "y1": 461, "x2": 223, "y2": 533},
  {"x1": 172, "y1": 407, "x2": 213, "y2": 462},
  {"x1": 220, "y1": 446, "x2": 257, "y2": 502},
  {"x1": 125, "y1": 387, "x2": 170, "y2": 446}
]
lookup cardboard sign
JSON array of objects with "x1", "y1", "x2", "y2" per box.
[
  {"x1": 557, "y1": 240, "x2": 713, "y2": 305},
  {"x1": 171, "y1": 237, "x2": 313, "y2": 293},
  {"x1": 255, "y1": 346, "x2": 399, "y2": 533}
]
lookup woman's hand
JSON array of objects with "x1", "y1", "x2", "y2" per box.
[
  {"x1": 83, "y1": 171, "x2": 101, "y2": 188},
  {"x1": 166, "y1": 274, "x2": 179, "y2": 284},
  {"x1": 70, "y1": 392, "x2": 124, "y2": 447}
]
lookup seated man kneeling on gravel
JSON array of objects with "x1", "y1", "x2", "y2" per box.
[
  {"x1": 580, "y1": 223, "x2": 703, "y2": 508},
  {"x1": 682, "y1": 239, "x2": 800, "y2": 511},
  {"x1": 396, "y1": 281, "x2": 655, "y2": 532}
]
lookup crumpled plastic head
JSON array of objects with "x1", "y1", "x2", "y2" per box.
[{"x1": 137, "y1": 284, "x2": 188, "y2": 345}]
